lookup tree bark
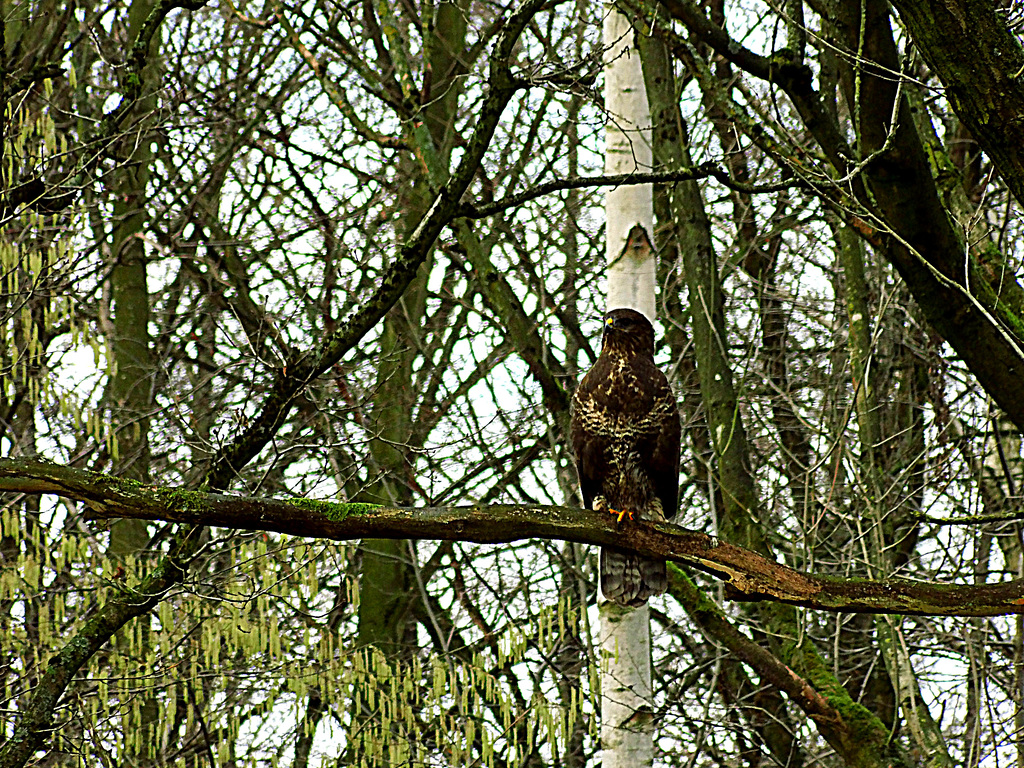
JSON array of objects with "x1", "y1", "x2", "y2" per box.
[{"x1": 105, "y1": 0, "x2": 157, "y2": 556}]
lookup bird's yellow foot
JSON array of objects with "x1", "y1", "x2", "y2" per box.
[{"x1": 608, "y1": 508, "x2": 634, "y2": 522}]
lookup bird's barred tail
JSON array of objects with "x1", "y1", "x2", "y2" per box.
[{"x1": 600, "y1": 546, "x2": 667, "y2": 606}]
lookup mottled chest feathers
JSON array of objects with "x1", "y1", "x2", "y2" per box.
[{"x1": 569, "y1": 307, "x2": 681, "y2": 514}]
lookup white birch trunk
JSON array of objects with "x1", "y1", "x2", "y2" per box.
[
  {"x1": 600, "y1": 6, "x2": 656, "y2": 768},
  {"x1": 599, "y1": 602, "x2": 655, "y2": 766},
  {"x1": 604, "y1": 5, "x2": 655, "y2": 319}
]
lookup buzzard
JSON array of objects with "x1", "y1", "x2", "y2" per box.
[{"x1": 570, "y1": 308, "x2": 681, "y2": 606}]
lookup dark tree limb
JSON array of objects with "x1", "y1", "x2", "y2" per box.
[
  {"x1": 4, "y1": 457, "x2": 1024, "y2": 617},
  {"x1": 0, "y1": 177, "x2": 77, "y2": 219},
  {"x1": 2, "y1": 64, "x2": 64, "y2": 100},
  {"x1": 888, "y1": 0, "x2": 1024, "y2": 209}
]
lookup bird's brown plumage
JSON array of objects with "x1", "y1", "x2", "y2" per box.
[{"x1": 570, "y1": 308, "x2": 681, "y2": 606}]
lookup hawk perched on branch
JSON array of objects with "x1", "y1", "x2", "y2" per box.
[{"x1": 570, "y1": 308, "x2": 681, "y2": 606}]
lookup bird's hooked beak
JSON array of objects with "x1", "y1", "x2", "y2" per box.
[
  {"x1": 601, "y1": 316, "x2": 617, "y2": 343},
  {"x1": 604, "y1": 314, "x2": 624, "y2": 332}
]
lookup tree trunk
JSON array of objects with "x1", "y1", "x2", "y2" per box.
[{"x1": 102, "y1": 0, "x2": 158, "y2": 558}]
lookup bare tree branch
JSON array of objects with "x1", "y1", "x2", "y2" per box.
[{"x1": 457, "y1": 165, "x2": 801, "y2": 219}]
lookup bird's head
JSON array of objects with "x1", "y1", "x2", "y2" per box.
[{"x1": 601, "y1": 308, "x2": 656, "y2": 357}]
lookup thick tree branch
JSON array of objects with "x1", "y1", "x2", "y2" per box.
[
  {"x1": 667, "y1": 566, "x2": 860, "y2": 759},
  {"x1": 2, "y1": 64, "x2": 64, "y2": 100},
  {"x1": 4, "y1": 457, "x2": 1024, "y2": 617},
  {"x1": 888, "y1": 0, "x2": 1024, "y2": 209}
]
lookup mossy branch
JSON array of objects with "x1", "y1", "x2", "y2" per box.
[{"x1": 4, "y1": 457, "x2": 1024, "y2": 617}]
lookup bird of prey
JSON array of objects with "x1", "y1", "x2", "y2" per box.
[{"x1": 570, "y1": 308, "x2": 681, "y2": 606}]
